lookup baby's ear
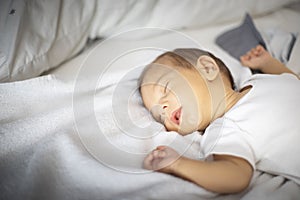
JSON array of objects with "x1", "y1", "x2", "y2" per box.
[{"x1": 196, "y1": 55, "x2": 220, "y2": 81}]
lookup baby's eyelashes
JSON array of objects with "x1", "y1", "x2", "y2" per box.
[{"x1": 159, "y1": 94, "x2": 169, "y2": 105}]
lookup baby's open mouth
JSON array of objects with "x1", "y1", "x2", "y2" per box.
[{"x1": 171, "y1": 107, "x2": 182, "y2": 125}]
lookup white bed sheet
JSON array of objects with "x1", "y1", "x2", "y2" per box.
[{"x1": 1, "y1": 5, "x2": 300, "y2": 200}]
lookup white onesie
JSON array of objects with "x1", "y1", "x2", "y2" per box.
[{"x1": 200, "y1": 73, "x2": 300, "y2": 184}]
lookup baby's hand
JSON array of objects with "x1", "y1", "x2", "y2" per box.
[
  {"x1": 240, "y1": 45, "x2": 273, "y2": 71},
  {"x1": 143, "y1": 146, "x2": 180, "y2": 173}
]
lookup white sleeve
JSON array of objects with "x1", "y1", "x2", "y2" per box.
[{"x1": 200, "y1": 118, "x2": 256, "y2": 170}]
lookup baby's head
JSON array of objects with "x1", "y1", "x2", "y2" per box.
[{"x1": 139, "y1": 48, "x2": 234, "y2": 135}]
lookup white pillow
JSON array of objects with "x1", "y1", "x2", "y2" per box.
[
  {"x1": 0, "y1": 0, "x2": 94, "y2": 82},
  {"x1": 91, "y1": 0, "x2": 300, "y2": 36},
  {"x1": 1, "y1": 0, "x2": 297, "y2": 82}
]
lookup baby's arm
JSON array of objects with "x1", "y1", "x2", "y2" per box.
[
  {"x1": 240, "y1": 45, "x2": 298, "y2": 77},
  {"x1": 143, "y1": 146, "x2": 253, "y2": 194}
]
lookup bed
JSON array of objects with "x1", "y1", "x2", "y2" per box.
[{"x1": 1, "y1": 0, "x2": 300, "y2": 199}]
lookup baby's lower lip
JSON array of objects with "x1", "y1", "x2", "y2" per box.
[{"x1": 171, "y1": 107, "x2": 182, "y2": 125}]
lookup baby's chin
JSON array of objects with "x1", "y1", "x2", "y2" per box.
[
  {"x1": 177, "y1": 128, "x2": 197, "y2": 136},
  {"x1": 176, "y1": 121, "x2": 201, "y2": 135},
  {"x1": 164, "y1": 125, "x2": 192, "y2": 136}
]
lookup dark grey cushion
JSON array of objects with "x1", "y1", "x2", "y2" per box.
[{"x1": 216, "y1": 13, "x2": 266, "y2": 61}]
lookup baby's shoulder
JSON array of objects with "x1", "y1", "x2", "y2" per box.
[{"x1": 205, "y1": 117, "x2": 242, "y2": 137}]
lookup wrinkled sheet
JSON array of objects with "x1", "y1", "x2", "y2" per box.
[
  {"x1": 1, "y1": 3, "x2": 300, "y2": 200},
  {"x1": 1, "y1": 71, "x2": 300, "y2": 200}
]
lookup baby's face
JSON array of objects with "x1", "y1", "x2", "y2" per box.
[{"x1": 141, "y1": 64, "x2": 209, "y2": 135}]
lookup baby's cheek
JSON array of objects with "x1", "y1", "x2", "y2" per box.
[{"x1": 164, "y1": 119, "x2": 178, "y2": 132}]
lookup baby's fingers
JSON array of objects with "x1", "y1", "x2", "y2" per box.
[
  {"x1": 240, "y1": 54, "x2": 249, "y2": 61},
  {"x1": 241, "y1": 49, "x2": 253, "y2": 60},
  {"x1": 256, "y1": 45, "x2": 265, "y2": 52},
  {"x1": 143, "y1": 153, "x2": 154, "y2": 170},
  {"x1": 240, "y1": 55, "x2": 251, "y2": 66},
  {"x1": 153, "y1": 149, "x2": 166, "y2": 158},
  {"x1": 250, "y1": 47, "x2": 259, "y2": 56}
]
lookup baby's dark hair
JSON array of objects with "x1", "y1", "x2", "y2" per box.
[{"x1": 139, "y1": 48, "x2": 235, "y2": 89}]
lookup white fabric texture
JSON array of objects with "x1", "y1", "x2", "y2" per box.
[
  {"x1": 1, "y1": 2, "x2": 300, "y2": 200},
  {"x1": 1, "y1": 72, "x2": 300, "y2": 200},
  {"x1": 1, "y1": 0, "x2": 299, "y2": 82},
  {"x1": 287, "y1": 36, "x2": 300, "y2": 75},
  {"x1": 0, "y1": 74, "x2": 209, "y2": 200},
  {"x1": 263, "y1": 29, "x2": 297, "y2": 63},
  {"x1": 0, "y1": 0, "x2": 95, "y2": 82},
  {"x1": 201, "y1": 73, "x2": 300, "y2": 184}
]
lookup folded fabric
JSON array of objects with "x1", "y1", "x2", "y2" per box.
[
  {"x1": 263, "y1": 28, "x2": 297, "y2": 64},
  {"x1": 215, "y1": 13, "x2": 266, "y2": 61},
  {"x1": 287, "y1": 36, "x2": 300, "y2": 75}
]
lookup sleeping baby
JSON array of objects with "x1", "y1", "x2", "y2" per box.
[{"x1": 139, "y1": 45, "x2": 300, "y2": 194}]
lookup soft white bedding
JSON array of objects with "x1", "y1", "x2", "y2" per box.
[
  {"x1": 1, "y1": 1, "x2": 300, "y2": 200},
  {"x1": 1, "y1": 0, "x2": 298, "y2": 82},
  {"x1": 1, "y1": 75, "x2": 300, "y2": 200}
]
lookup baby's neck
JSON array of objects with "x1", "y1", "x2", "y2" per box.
[{"x1": 225, "y1": 86, "x2": 252, "y2": 113}]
